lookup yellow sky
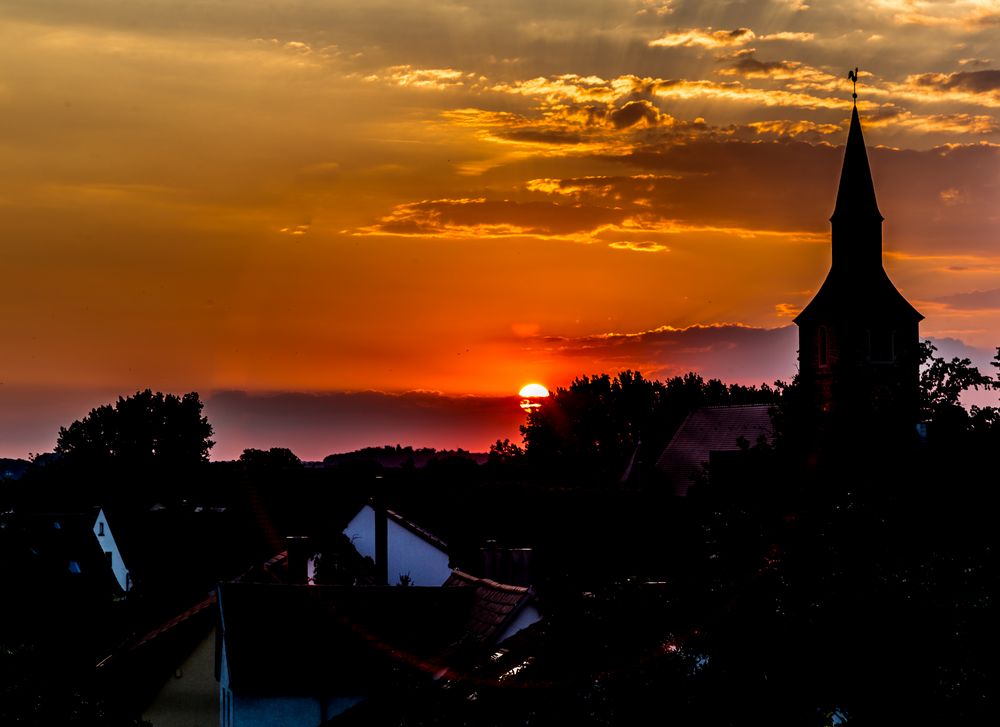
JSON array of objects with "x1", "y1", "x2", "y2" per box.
[{"x1": 2, "y1": 1, "x2": 999, "y2": 457}]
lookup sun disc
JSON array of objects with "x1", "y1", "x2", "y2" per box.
[{"x1": 518, "y1": 383, "x2": 549, "y2": 398}]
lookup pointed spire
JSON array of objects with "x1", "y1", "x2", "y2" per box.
[{"x1": 831, "y1": 104, "x2": 883, "y2": 223}]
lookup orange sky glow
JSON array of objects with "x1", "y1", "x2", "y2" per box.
[{"x1": 2, "y1": 1, "x2": 999, "y2": 459}]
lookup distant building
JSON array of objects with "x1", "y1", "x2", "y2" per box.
[
  {"x1": 92, "y1": 506, "x2": 131, "y2": 592},
  {"x1": 794, "y1": 101, "x2": 923, "y2": 435},
  {"x1": 655, "y1": 404, "x2": 773, "y2": 496},
  {"x1": 99, "y1": 545, "x2": 308, "y2": 727},
  {"x1": 444, "y1": 569, "x2": 542, "y2": 644},
  {"x1": 4, "y1": 507, "x2": 131, "y2": 595}
]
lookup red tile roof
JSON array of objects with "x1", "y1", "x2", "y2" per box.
[{"x1": 443, "y1": 570, "x2": 534, "y2": 643}]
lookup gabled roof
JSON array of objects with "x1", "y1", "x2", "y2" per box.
[
  {"x1": 94, "y1": 544, "x2": 306, "y2": 710},
  {"x1": 5, "y1": 509, "x2": 121, "y2": 594},
  {"x1": 655, "y1": 405, "x2": 773, "y2": 496},
  {"x1": 443, "y1": 569, "x2": 534, "y2": 643},
  {"x1": 96, "y1": 499, "x2": 274, "y2": 616}
]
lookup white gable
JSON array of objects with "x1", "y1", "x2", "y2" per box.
[
  {"x1": 93, "y1": 507, "x2": 131, "y2": 592},
  {"x1": 343, "y1": 504, "x2": 451, "y2": 586}
]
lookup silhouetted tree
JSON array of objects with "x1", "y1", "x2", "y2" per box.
[
  {"x1": 520, "y1": 370, "x2": 778, "y2": 480},
  {"x1": 487, "y1": 438, "x2": 523, "y2": 464},
  {"x1": 918, "y1": 340, "x2": 999, "y2": 446},
  {"x1": 239, "y1": 447, "x2": 303, "y2": 470},
  {"x1": 54, "y1": 389, "x2": 213, "y2": 469}
]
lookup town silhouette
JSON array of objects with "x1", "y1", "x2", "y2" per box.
[{"x1": 2, "y1": 92, "x2": 997, "y2": 727}]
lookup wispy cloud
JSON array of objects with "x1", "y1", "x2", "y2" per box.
[
  {"x1": 747, "y1": 119, "x2": 843, "y2": 137},
  {"x1": 863, "y1": 104, "x2": 999, "y2": 133},
  {"x1": 635, "y1": 0, "x2": 676, "y2": 17},
  {"x1": 367, "y1": 65, "x2": 475, "y2": 89},
  {"x1": 716, "y1": 51, "x2": 838, "y2": 89},
  {"x1": 352, "y1": 197, "x2": 626, "y2": 239},
  {"x1": 351, "y1": 174, "x2": 830, "y2": 247},
  {"x1": 891, "y1": 69, "x2": 1000, "y2": 107},
  {"x1": 524, "y1": 323, "x2": 799, "y2": 385},
  {"x1": 649, "y1": 27, "x2": 758, "y2": 49},
  {"x1": 648, "y1": 27, "x2": 813, "y2": 49},
  {"x1": 651, "y1": 78, "x2": 845, "y2": 109},
  {"x1": 933, "y1": 287, "x2": 1000, "y2": 310},
  {"x1": 874, "y1": 0, "x2": 1000, "y2": 28}
]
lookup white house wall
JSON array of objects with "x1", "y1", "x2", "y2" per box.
[
  {"x1": 228, "y1": 694, "x2": 363, "y2": 727},
  {"x1": 343, "y1": 505, "x2": 452, "y2": 586},
  {"x1": 498, "y1": 604, "x2": 543, "y2": 644},
  {"x1": 93, "y1": 508, "x2": 130, "y2": 591},
  {"x1": 143, "y1": 629, "x2": 217, "y2": 727},
  {"x1": 232, "y1": 695, "x2": 319, "y2": 727}
]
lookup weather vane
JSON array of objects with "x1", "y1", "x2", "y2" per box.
[{"x1": 848, "y1": 67, "x2": 859, "y2": 102}]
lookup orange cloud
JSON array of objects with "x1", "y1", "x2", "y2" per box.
[
  {"x1": 652, "y1": 78, "x2": 845, "y2": 109},
  {"x1": 353, "y1": 197, "x2": 626, "y2": 239},
  {"x1": 608, "y1": 240, "x2": 670, "y2": 252},
  {"x1": 649, "y1": 27, "x2": 814, "y2": 49},
  {"x1": 368, "y1": 65, "x2": 474, "y2": 89},
  {"x1": 352, "y1": 163, "x2": 833, "y2": 247},
  {"x1": 890, "y1": 69, "x2": 1000, "y2": 107},
  {"x1": 863, "y1": 104, "x2": 999, "y2": 134},
  {"x1": 716, "y1": 52, "x2": 838, "y2": 90},
  {"x1": 635, "y1": 1, "x2": 676, "y2": 17},
  {"x1": 933, "y1": 288, "x2": 1000, "y2": 311},
  {"x1": 524, "y1": 323, "x2": 799, "y2": 385},
  {"x1": 649, "y1": 27, "x2": 757, "y2": 49},
  {"x1": 748, "y1": 119, "x2": 842, "y2": 138},
  {"x1": 875, "y1": 0, "x2": 1000, "y2": 27}
]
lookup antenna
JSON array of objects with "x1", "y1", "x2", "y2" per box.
[{"x1": 848, "y1": 67, "x2": 859, "y2": 102}]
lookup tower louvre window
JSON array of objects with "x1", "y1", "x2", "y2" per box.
[{"x1": 869, "y1": 329, "x2": 895, "y2": 363}]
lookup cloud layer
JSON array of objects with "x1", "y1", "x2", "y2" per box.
[{"x1": 2, "y1": 1, "x2": 1000, "y2": 457}]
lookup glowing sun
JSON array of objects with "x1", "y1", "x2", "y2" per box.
[
  {"x1": 518, "y1": 383, "x2": 549, "y2": 412},
  {"x1": 518, "y1": 383, "x2": 549, "y2": 398}
]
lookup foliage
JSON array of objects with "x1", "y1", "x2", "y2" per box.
[
  {"x1": 519, "y1": 370, "x2": 779, "y2": 480},
  {"x1": 0, "y1": 640, "x2": 151, "y2": 727},
  {"x1": 918, "y1": 340, "x2": 999, "y2": 442},
  {"x1": 239, "y1": 447, "x2": 303, "y2": 470},
  {"x1": 919, "y1": 340, "x2": 995, "y2": 413},
  {"x1": 54, "y1": 389, "x2": 213, "y2": 469},
  {"x1": 488, "y1": 438, "x2": 523, "y2": 464}
]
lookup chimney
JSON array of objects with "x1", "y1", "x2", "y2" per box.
[
  {"x1": 481, "y1": 539, "x2": 499, "y2": 581},
  {"x1": 372, "y1": 498, "x2": 389, "y2": 586},
  {"x1": 285, "y1": 535, "x2": 310, "y2": 584},
  {"x1": 481, "y1": 540, "x2": 534, "y2": 586}
]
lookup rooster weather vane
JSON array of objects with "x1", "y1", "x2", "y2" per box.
[{"x1": 848, "y1": 67, "x2": 859, "y2": 101}]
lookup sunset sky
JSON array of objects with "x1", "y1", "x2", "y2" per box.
[{"x1": 2, "y1": 1, "x2": 999, "y2": 459}]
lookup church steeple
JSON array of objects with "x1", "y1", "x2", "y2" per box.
[
  {"x1": 828, "y1": 103, "x2": 885, "y2": 273},
  {"x1": 793, "y1": 77, "x2": 922, "y2": 440},
  {"x1": 831, "y1": 105, "x2": 883, "y2": 226}
]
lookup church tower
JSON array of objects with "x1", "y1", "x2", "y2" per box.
[{"x1": 794, "y1": 94, "x2": 923, "y2": 436}]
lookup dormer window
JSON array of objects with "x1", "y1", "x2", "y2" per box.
[
  {"x1": 98, "y1": 521, "x2": 105, "y2": 536},
  {"x1": 818, "y1": 326, "x2": 829, "y2": 367}
]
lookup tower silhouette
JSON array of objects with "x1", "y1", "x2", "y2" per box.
[{"x1": 794, "y1": 99, "x2": 923, "y2": 438}]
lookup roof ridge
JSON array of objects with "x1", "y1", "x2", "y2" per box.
[{"x1": 384, "y1": 507, "x2": 449, "y2": 550}]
